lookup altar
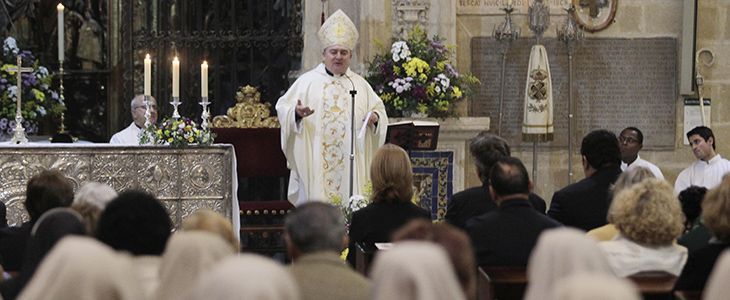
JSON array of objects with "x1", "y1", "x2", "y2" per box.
[{"x1": 0, "y1": 144, "x2": 238, "y2": 232}]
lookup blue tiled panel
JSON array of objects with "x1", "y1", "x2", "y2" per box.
[{"x1": 409, "y1": 150, "x2": 453, "y2": 221}]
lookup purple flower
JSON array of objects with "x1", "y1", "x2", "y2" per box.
[
  {"x1": 445, "y1": 64, "x2": 460, "y2": 77},
  {"x1": 412, "y1": 86, "x2": 427, "y2": 101}
]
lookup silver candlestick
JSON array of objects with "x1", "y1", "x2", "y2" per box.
[
  {"x1": 493, "y1": 3, "x2": 520, "y2": 136},
  {"x1": 557, "y1": 4, "x2": 584, "y2": 184},
  {"x1": 170, "y1": 97, "x2": 181, "y2": 120},
  {"x1": 199, "y1": 97, "x2": 210, "y2": 130}
]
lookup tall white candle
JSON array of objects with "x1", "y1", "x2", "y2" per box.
[
  {"x1": 57, "y1": 3, "x2": 64, "y2": 62},
  {"x1": 172, "y1": 56, "x2": 180, "y2": 97},
  {"x1": 201, "y1": 61, "x2": 208, "y2": 98},
  {"x1": 144, "y1": 54, "x2": 151, "y2": 96}
]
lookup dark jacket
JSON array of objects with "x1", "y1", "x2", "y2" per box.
[
  {"x1": 548, "y1": 166, "x2": 622, "y2": 231},
  {"x1": 446, "y1": 184, "x2": 547, "y2": 230},
  {"x1": 674, "y1": 242, "x2": 730, "y2": 291},
  {"x1": 346, "y1": 201, "x2": 431, "y2": 266},
  {"x1": 466, "y1": 198, "x2": 561, "y2": 266}
]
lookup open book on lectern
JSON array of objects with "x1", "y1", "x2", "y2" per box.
[{"x1": 385, "y1": 120, "x2": 440, "y2": 151}]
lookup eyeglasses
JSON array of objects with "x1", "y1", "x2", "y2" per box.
[{"x1": 618, "y1": 136, "x2": 639, "y2": 144}]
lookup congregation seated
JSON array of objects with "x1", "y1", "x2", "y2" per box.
[
  {"x1": 369, "y1": 241, "x2": 466, "y2": 300},
  {"x1": 186, "y1": 255, "x2": 300, "y2": 300},
  {"x1": 70, "y1": 181, "x2": 117, "y2": 235},
  {"x1": 95, "y1": 190, "x2": 173, "y2": 299},
  {"x1": 0, "y1": 170, "x2": 73, "y2": 273},
  {"x1": 524, "y1": 228, "x2": 614, "y2": 300},
  {"x1": 182, "y1": 209, "x2": 239, "y2": 251},
  {"x1": 677, "y1": 186, "x2": 712, "y2": 253},
  {"x1": 598, "y1": 179, "x2": 687, "y2": 277},
  {"x1": 445, "y1": 132, "x2": 546, "y2": 230},
  {"x1": 675, "y1": 176, "x2": 730, "y2": 291},
  {"x1": 587, "y1": 167, "x2": 656, "y2": 241},
  {"x1": 16, "y1": 236, "x2": 143, "y2": 300},
  {"x1": 346, "y1": 144, "x2": 431, "y2": 266},
  {"x1": 466, "y1": 157, "x2": 560, "y2": 267},
  {"x1": 392, "y1": 219, "x2": 477, "y2": 300},
  {"x1": 285, "y1": 202, "x2": 370, "y2": 300},
  {"x1": 0, "y1": 208, "x2": 85, "y2": 300},
  {"x1": 548, "y1": 129, "x2": 622, "y2": 231},
  {"x1": 155, "y1": 231, "x2": 237, "y2": 300}
]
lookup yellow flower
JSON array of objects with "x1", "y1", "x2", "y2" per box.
[
  {"x1": 436, "y1": 61, "x2": 446, "y2": 72},
  {"x1": 403, "y1": 57, "x2": 429, "y2": 77},
  {"x1": 452, "y1": 86, "x2": 462, "y2": 98},
  {"x1": 393, "y1": 65, "x2": 401, "y2": 76},
  {"x1": 380, "y1": 93, "x2": 393, "y2": 103},
  {"x1": 167, "y1": 138, "x2": 173, "y2": 143},
  {"x1": 417, "y1": 103, "x2": 428, "y2": 113},
  {"x1": 418, "y1": 73, "x2": 428, "y2": 83},
  {"x1": 32, "y1": 89, "x2": 45, "y2": 102}
]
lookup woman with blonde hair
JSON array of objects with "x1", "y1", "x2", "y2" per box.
[
  {"x1": 182, "y1": 209, "x2": 239, "y2": 251},
  {"x1": 599, "y1": 178, "x2": 687, "y2": 277},
  {"x1": 346, "y1": 144, "x2": 430, "y2": 266}
]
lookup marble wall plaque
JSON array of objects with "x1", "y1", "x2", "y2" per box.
[{"x1": 471, "y1": 38, "x2": 677, "y2": 149}]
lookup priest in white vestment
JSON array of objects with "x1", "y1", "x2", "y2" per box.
[
  {"x1": 109, "y1": 95, "x2": 158, "y2": 144},
  {"x1": 675, "y1": 126, "x2": 730, "y2": 194},
  {"x1": 276, "y1": 10, "x2": 388, "y2": 206}
]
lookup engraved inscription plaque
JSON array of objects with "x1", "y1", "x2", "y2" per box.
[{"x1": 471, "y1": 38, "x2": 676, "y2": 149}]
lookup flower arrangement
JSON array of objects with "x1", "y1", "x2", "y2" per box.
[
  {"x1": 331, "y1": 181, "x2": 373, "y2": 225},
  {"x1": 140, "y1": 117, "x2": 215, "y2": 147},
  {"x1": 365, "y1": 26, "x2": 480, "y2": 118},
  {"x1": 0, "y1": 37, "x2": 63, "y2": 138}
]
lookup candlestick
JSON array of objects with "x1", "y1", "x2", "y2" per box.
[
  {"x1": 144, "y1": 54, "x2": 151, "y2": 96},
  {"x1": 172, "y1": 56, "x2": 180, "y2": 97},
  {"x1": 201, "y1": 61, "x2": 208, "y2": 98},
  {"x1": 57, "y1": 3, "x2": 64, "y2": 62}
]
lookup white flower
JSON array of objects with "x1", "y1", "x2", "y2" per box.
[
  {"x1": 435, "y1": 86, "x2": 441, "y2": 93},
  {"x1": 36, "y1": 106, "x2": 47, "y2": 116},
  {"x1": 347, "y1": 195, "x2": 369, "y2": 212},
  {"x1": 7, "y1": 86, "x2": 17, "y2": 100},
  {"x1": 3, "y1": 37, "x2": 19, "y2": 56},
  {"x1": 389, "y1": 78, "x2": 413, "y2": 94},
  {"x1": 390, "y1": 41, "x2": 411, "y2": 62},
  {"x1": 36, "y1": 66, "x2": 49, "y2": 79},
  {"x1": 436, "y1": 74, "x2": 450, "y2": 88}
]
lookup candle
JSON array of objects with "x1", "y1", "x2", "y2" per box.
[
  {"x1": 144, "y1": 54, "x2": 151, "y2": 96},
  {"x1": 201, "y1": 61, "x2": 208, "y2": 98},
  {"x1": 57, "y1": 3, "x2": 64, "y2": 61},
  {"x1": 172, "y1": 56, "x2": 180, "y2": 97},
  {"x1": 508, "y1": 0, "x2": 512, "y2": 6}
]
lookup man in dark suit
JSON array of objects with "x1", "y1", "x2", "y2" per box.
[
  {"x1": 445, "y1": 132, "x2": 546, "y2": 230},
  {"x1": 548, "y1": 129, "x2": 622, "y2": 231},
  {"x1": 466, "y1": 157, "x2": 560, "y2": 266}
]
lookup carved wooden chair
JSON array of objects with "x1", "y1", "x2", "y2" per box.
[{"x1": 477, "y1": 266, "x2": 528, "y2": 300}]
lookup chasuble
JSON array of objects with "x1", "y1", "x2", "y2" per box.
[{"x1": 276, "y1": 64, "x2": 388, "y2": 206}]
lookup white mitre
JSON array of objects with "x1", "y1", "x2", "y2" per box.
[{"x1": 318, "y1": 9, "x2": 359, "y2": 50}]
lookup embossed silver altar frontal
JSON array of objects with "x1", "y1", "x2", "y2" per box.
[{"x1": 0, "y1": 145, "x2": 236, "y2": 228}]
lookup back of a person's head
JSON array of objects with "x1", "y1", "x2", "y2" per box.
[
  {"x1": 704, "y1": 249, "x2": 730, "y2": 300},
  {"x1": 187, "y1": 254, "x2": 300, "y2": 300},
  {"x1": 96, "y1": 190, "x2": 172, "y2": 256},
  {"x1": 580, "y1": 130, "x2": 621, "y2": 170},
  {"x1": 17, "y1": 236, "x2": 143, "y2": 300},
  {"x1": 25, "y1": 170, "x2": 74, "y2": 222},
  {"x1": 702, "y1": 176, "x2": 730, "y2": 242},
  {"x1": 489, "y1": 157, "x2": 530, "y2": 197},
  {"x1": 551, "y1": 273, "x2": 640, "y2": 300},
  {"x1": 611, "y1": 167, "x2": 655, "y2": 194},
  {"x1": 156, "y1": 231, "x2": 236, "y2": 300},
  {"x1": 524, "y1": 228, "x2": 613, "y2": 300},
  {"x1": 182, "y1": 209, "x2": 238, "y2": 251},
  {"x1": 284, "y1": 202, "x2": 345, "y2": 255},
  {"x1": 370, "y1": 241, "x2": 466, "y2": 300},
  {"x1": 71, "y1": 182, "x2": 117, "y2": 235},
  {"x1": 393, "y1": 220, "x2": 477, "y2": 300},
  {"x1": 608, "y1": 178, "x2": 684, "y2": 246},
  {"x1": 679, "y1": 185, "x2": 708, "y2": 230},
  {"x1": 686, "y1": 126, "x2": 715, "y2": 150},
  {"x1": 469, "y1": 132, "x2": 510, "y2": 184},
  {"x1": 370, "y1": 144, "x2": 414, "y2": 203}
]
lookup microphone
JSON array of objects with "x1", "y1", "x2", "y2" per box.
[{"x1": 344, "y1": 74, "x2": 358, "y2": 97}]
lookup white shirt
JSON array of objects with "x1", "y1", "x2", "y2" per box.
[
  {"x1": 620, "y1": 155, "x2": 664, "y2": 180},
  {"x1": 275, "y1": 64, "x2": 388, "y2": 206},
  {"x1": 674, "y1": 154, "x2": 730, "y2": 194},
  {"x1": 599, "y1": 235, "x2": 688, "y2": 277},
  {"x1": 109, "y1": 122, "x2": 142, "y2": 145}
]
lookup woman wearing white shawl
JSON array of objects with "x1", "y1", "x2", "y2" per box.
[
  {"x1": 524, "y1": 228, "x2": 615, "y2": 300},
  {"x1": 18, "y1": 236, "x2": 143, "y2": 300},
  {"x1": 370, "y1": 241, "x2": 465, "y2": 300},
  {"x1": 155, "y1": 231, "x2": 237, "y2": 300},
  {"x1": 703, "y1": 250, "x2": 730, "y2": 300},
  {"x1": 186, "y1": 254, "x2": 299, "y2": 300}
]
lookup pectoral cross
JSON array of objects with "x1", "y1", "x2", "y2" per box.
[{"x1": 7, "y1": 55, "x2": 34, "y2": 144}]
